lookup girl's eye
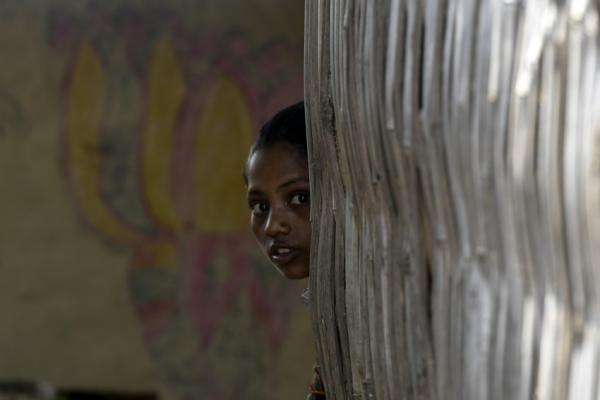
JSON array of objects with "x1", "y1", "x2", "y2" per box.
[
  {"x1": 290, "y1": 193, "x2": 310, "y2": 206},
  {"x1": 251, "y1": 202, "x2": 269, "y2": 214}
]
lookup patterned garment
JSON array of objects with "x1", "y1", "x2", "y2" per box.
[{"x1": 306, "y1": 364, "x2": 327, "y2": 399}]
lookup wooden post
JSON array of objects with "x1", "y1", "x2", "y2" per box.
[{"x1": 305, "y1": 1, "x2": 600, "y2": 399}]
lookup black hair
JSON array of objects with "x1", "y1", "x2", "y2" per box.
[{"x1": 250, "y1": 101, "x2": 307, "y2": 158}]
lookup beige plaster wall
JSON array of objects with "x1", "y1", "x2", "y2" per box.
[{"x1": 0, "y1": 2, "x2": 313, "y2": 399}]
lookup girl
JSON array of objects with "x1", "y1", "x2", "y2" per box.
[{"x1": 245, "y1": 102, "x2": 326, "y2": 399}]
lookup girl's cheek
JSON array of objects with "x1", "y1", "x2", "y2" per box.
[
  {"x1": 297, "y1": 207, "x2": 310, "y2": 220},
  {"x1": 250, "y1": 216, "x2": 261, "y2": 237}
]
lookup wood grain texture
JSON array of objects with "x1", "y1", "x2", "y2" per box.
[{"x1": 305, "y1": 0, "x2": 600, "y2": 399}]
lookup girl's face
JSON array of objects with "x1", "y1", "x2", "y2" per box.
[{"x1": 246, "y1": 144, "x2": 311, "y2": 280}]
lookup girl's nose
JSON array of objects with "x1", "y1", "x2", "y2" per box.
[{"x1": 264, "y1": 208, "x2": 291, "y2": 237}]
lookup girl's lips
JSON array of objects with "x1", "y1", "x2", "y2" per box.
[{"x1": 270, "y1": 248, "x2": 300, "y2": 266}]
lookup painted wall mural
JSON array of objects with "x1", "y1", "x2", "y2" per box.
[{"x1": 31, "y1": 2, "x2": 310, "y2": 399}]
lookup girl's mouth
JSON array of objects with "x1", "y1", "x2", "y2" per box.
[{"x1": 269, "y1": 246, "x2": 300, "y2": 266}]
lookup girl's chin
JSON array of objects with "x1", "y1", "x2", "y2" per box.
[{"x1": 278, "y1": 263, "x2": 309, "y2": 280}]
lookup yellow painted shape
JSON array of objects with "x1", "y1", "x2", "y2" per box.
[
  {"x1": 131, "y1": 240, "x2": 177, "y2": 269},
  {"x1": 141, "y1": 37, "x2": 184, "y2": 234},
  {"x1": 195, "y1": 78, "x2": 253, "y2": 233},
  {"x1": 66, "y1": 41, "x2": 140, "y2": 244}
]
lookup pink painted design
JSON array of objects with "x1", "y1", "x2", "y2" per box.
[{"x1": 51, "y1": 5, "x2": 304, "y2": 399}]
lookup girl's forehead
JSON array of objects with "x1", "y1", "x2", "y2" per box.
[
  {"x1": 248, "y1": 145, "x2": 307, "y2": 172},
  {"x1": 246, "y1": 145, "x2": 308, "y2": 187}
]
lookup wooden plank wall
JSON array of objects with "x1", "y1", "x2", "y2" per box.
[{"x1": 304, "y1": 1, "x2": 600, "y2": 399}]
